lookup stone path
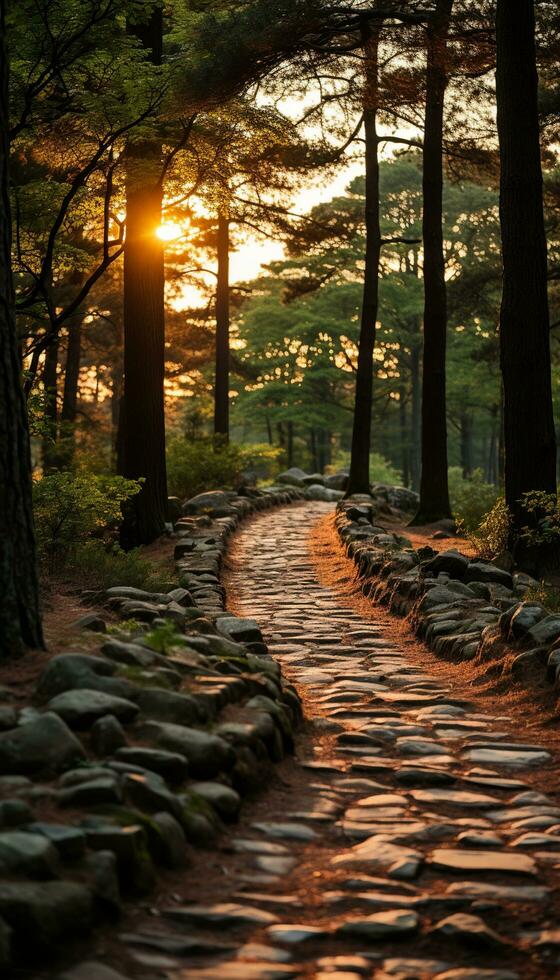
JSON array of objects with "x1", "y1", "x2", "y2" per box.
[{"x1": 134, "y1": 503, "x2": 560, "y2": 979}]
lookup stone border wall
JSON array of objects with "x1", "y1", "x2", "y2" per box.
[
  {"x1": 335, "y1": 499, "x2": 560, "y2": 692},
  {"x1": 0, "y1": 487, "x2": 308, "y2": 974}
]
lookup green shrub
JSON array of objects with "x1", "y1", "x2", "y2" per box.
[
  {"x1": 467, "y1": 496, "x2": 511, "y2": 560},
  {"x1": 144, "y1": 620, "x2": 188, "y2": 654},
  {"x1": 33, "y1": 471, "x2": 142, "y2": 570},
  {"x1": 518, "y1": 491, "x2": 560, "y2": 549},
  {"x1": 524, "y1": 581, "x2": 560, "y2": 612},
  {"x1": 448, "y1": 467, "x2": 499, "y2": 531},
  {"x1": 65, "y1": 540, "x2": 171, "y2": 592},
  {"x1": 327, "y1": 450, "x2": 402, "y2": 486},
  {"x1": 166, "y1": 437, "x2": 283, "y2": 499}
]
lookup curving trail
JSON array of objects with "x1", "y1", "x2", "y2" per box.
[{"x1": 161, "y1": 502, "x2": 560, "y2": 979}]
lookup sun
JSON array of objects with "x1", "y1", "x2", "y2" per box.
[{"x1": 156, "y1": 222, "x2": 182, "y2": 242}]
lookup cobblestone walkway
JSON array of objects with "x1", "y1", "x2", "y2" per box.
[{"x1": 164, "y1": 503, "x2": 560, "y2": 979}]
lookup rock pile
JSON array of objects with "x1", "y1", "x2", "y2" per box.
[
  {"x1": 0, "y1": 486, "x2": 304, "y2": 974},
  {"x1": 335, "y1": 498, "x2": 560, "y2": 691}
]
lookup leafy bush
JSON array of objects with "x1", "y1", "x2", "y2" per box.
[
  {"x1": 33, "y1": 472, "x2": 142, "y2": 570},
  {"x1": 524, "y1": 581, "x2": 560, "y2": 612},
  {"x1": 327, "y1": 450, "x2": 402, "y2": 486},
  {"x1": 448, "y1": 467, "x2": 499, "y2": 531},
  {"x1": 144, "y1": 620, "x2": 188, "y2": 654},
  {"x1": 166, "y1": 437, "x2": 283, "y2": 499},
  {"x1": 65, "y1": 540, "x2": 171, "y2": 592},
  {"x1": 467, "y1": 496, "x2": 511, "y2": 560},
  {"x1": 518, "y1": 491, "x2": 560, "y2": 549}
]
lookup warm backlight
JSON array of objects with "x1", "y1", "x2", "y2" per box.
[{"x1": 156, "y1": 222, "x2": 182, "y2": 241}]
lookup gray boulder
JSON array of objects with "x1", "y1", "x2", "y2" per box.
[
  {"x1": 133, "y1": 687, "x2": 202, "y2": 726},
  {"x1": 464, "y1": 562, "x2": 513, "y2": 589},
  {"x1": 140, "y1": 721, "x2": 235, "y2": 778},
  {"x1": 216, "y1": 616, "x2": 263, "y2": 644},
  {"x1": 325, "y1": 471, "x2": 349, "y2": 491},
  {"x1": 36, "y1": 654, "x2": 132, "y2": 702},
  {"x1": 0, "y1": 713, "x2": 85, "y2": 775},
  {"x1": 508, "y1": 603, "x2": 547, "y2": 639},
  {"x1": 47, "y1": 690, "x2": 139, "y2": 729},
  {"x1": 423, "y1": 550, "x2": 469, "y2": 579},
  {"x1": 153, "y1": 811, "x2": 188, "y2": 869},
  {"x1": 302, "y1": 473, "x2": 325, "y2": 486},
  {"x1": 90, "y1": 715, "x2": 127, "y2": 755},
  {"x1": 189, "y1": 781, "x2": 241, "y2": 822},
  {"x1": 527, "y1": 615, "x2": 560, "y2": 647},
  {"x1": 277, "y1": 467, "x2": 308, "y2": 487},
  {"x1": 0, "y1": 881, "x2": 93, "y2": 951},
  {"x1": 306, "y1": 484, "x2": 344, "y2": 502},
  {"x1": 0, "y1": 831, "x2": 59, "y2": 877},
  {"x1": 419, "y1": 586, "x2": 464, "y2": 612},
  {"x1": 182, "y1": 491, "x2": 236, "y2": 516},
  {"x1": 114, "y1": 747, "x2": 189, "y2": 783},
  {"x1": 58, "y1": 777, "x2": 122, "y2": 809}
]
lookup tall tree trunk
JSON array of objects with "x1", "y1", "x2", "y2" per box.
[
  {"x1": 346, "y1": 20, "x2": 382, "y2": 495},
  {"x1": 214, "y1": 210, "x2": 230, "y2": 439},
  {"x1": 58, "y1": 314, "x2": 82, "y2": 467},
  {"x1": 410, "y1": 340, "x2": 421, "y2": 492},
  {"x1": 496, "y1": 0, "x2": 556, "y2": 565},
  {"x1": 399, "y1": 375, "x2": 409, "y2": 488},
  {"x1": 310, "y1": 427, "x2": 318, "y2": 472},
  {"x1": 287, "y1": 420, "x2": 294, "y2": 468},
  {"x1": 41, "y1": 333, "x2": 59, "y2": 471},
  {"x1": 61, "y1": 317, "x2": 82, "y2": 426},
  {"x1": 0, "y1": 1, "x2": 43, "y2": 654},
  {"x1": 460, "y1": 409, "x2": 473, "y2": 478},
  {"x1": 413, "y1": 0, "x2": 453, "y2": 523},
  {"x1": 118, "y1": 5, "x2": 167, "y2": 547}
]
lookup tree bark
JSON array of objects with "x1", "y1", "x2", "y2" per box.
[
  {"x1": 0, "y1": 0, "x2": 43, "y2": 655},
  {"x1": 41, "y1": 332, "x2": 59, "y2": 471},
  {"x1": 214, "y1": 210, "x2": 230, "y2": 439},
  {"x1": 55, "y1": 314, "x2": 83, "y2": 468},
  {"x1": 413, "y1": 0, "x2": 453, "y2": 524},
  {"x1": 460, "y1": 409, "x2": 473, "y2": 478},
  {"x1": 118, "y1": 5, "x2": 168, "y2": 547},
  {"x1": 496, "y1": 0, "x2": 556, "y2": 561},
  {"x1": 61, "y1": 316, "x2": 82, "y2": 426},
  {"x1": 347, "y1": 20, "x2": 382, "y2": 495},
  {"x1": 410, "y1": 339, "x2": 421, "y2": 492}
]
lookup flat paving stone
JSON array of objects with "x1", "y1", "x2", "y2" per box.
[
  {"x1": 162, "y1": 903, "x2": 279, "y2": 928},
  {"x1": 430, "y1": 848, "x2": 537, "y2": 875},
  {"x1": 431, "y1": 912, "x2": 507, "y2": 946},
  {"x1": 337, "y1": 909, "x2": 419, "y2": 939}
]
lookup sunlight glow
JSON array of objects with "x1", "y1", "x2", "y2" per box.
[{"x1": 156, "y1": 222, "x2": 182, "y2": 242}]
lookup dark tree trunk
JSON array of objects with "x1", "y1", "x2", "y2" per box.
[
  {"x1": 118, "y1": 6, "x2": 167, "y2": 547},
  {"x1": 0, "y1": 2, "x2": 43, "y2": 655},
  {"x1": 496, "y1": 0, "x2": 556, "y2": 562},
  {"x1": 41, "y1": 332, "x2": 59, "y2": 471},
  {"x1": 399, "y1": 376, "x2": 409, "y2": 488},
  {"x1": 310, "y1": 427, "x2": 318, "y2": 472},
  {"x1": 287, "y1": 420, "x2": 294, "y2": 468},
  {"x1": 61, "y1": 316, "x2": 82, "y2": 426},
  {"x1": 460, "y1": 409, "x2": 473, "y2": 478},
  {"x1": 214, "y1": 211, "x2": 230, "y2": 439},
  {"x1": 410, "y1": 340, "x2": 421, "y2": 492},
  {"x1": 413, "y1": 0, "x2": 453, "y2": 524},
  {"x1": 347, "y1": 20, "x2": 382, "y2": 495},
  {"x1": 265, "y1": 415, "x2": 273, "y2": 446},
  {"x1": 57, "y1": 315, "x2": 82, "y2": 467}
]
